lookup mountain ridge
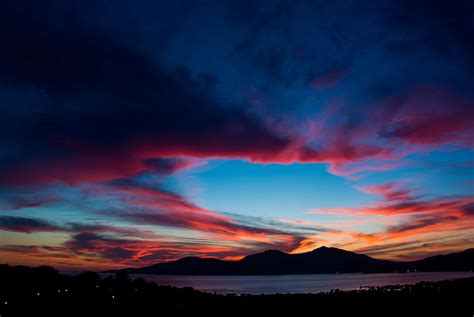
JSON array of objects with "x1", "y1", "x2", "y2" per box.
[{"x1": 105, "y1": 246, "x2": 474, "y2": 275}]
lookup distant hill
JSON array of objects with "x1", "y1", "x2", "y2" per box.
[
  {"x1": 105, "y1": 247, "x2": 474, "y2": 275},
  {"x1": 406, "y1": 248, "x2": 474, "y2": 272}
]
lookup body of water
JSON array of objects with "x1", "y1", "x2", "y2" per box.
[{"x1": 121, "y1": 272, "x2": 474, "y2": 294}]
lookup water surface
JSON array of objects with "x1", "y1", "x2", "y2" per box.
[{"x1": 122, "y1": 272, "x2": 474, "y2": 294}]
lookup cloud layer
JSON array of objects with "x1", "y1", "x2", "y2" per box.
[{"x1": 0, "y1": 0, "x2": 473, "y2": 269}]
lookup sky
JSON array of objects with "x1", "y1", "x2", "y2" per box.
[{"x1": 0, "y1": 0, "x2": 473, "y2": 270}]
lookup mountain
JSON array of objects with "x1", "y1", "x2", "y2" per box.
[
  {"x1": 136, "y1": 257, "x2": 233, "y2": 275},
  {"x1": 108, "y1": 247, "x2": 474, "y2": 275},
  {"x1": 407, "y1": 248, "x2": 474, "y2": 272},
  {"x1": 106, "y1": 247, "x2": 474, "y2": 275}
]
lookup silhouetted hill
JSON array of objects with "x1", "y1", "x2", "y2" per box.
[
  {"x1": 108, "y1": 247, "x2": 474, "y2": 275},
  {"x1": 408, "y1": 248, "x2": 474, "y2": 272},
  {"x1": 139, "y1": 257, "x2": 233, "y2": 275},
  {"x1": 291, "y1": 246, "x2": 396, "y2": 274}
]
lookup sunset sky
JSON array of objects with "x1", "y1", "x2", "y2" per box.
[{"x1": 0, "y1": 0, "x2": 473, "y2": 270}]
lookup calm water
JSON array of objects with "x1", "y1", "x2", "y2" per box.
[{"x1": 122, "y1": 272, "x2": 474, "y2": 294}]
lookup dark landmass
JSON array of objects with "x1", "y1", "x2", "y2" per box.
[
  {"x1": 107, "y1": 246, "x2": 474, "y2": 275},
  {"x1": 1, "y1": 264, "x2": 473, "y2": 317}
]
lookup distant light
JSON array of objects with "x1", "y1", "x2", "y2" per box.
[
  {"x1": 4, "y1": 301, "x2": 8, "y2": 305},
  {"x1": 37, "y1": 292, "x2": 40, "y2": 296},
  {"x1": 135, "y1": 289, "x2": 138, "y2": 292},
  {"x1": 58, "y1": 289, "x2": 61, "y2": 293},
  {"x1": 96, "y1": 285, "x2": 99, "y2": 288},
  {"x1": 112, "y1": 295, "x2": 115, "y2": 299},
  {"x1": 65, "y1": 289, "x2": 68, "y2": 292}
]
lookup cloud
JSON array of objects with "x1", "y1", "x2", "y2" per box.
[
  {"x1": 307, "y1": 67, "x2": 348, "y2": 89},
  {"x1": 143, "y1": 157, "x2": 204, "y2": 175},
  {"x1": 0, "y1": 179, "x2": 309, "y2": 267},
  {"x1": 0, "y1": 213, "x2": 276, "y2": 266},
  {"x1": 0, "y1": 193, "x2": 59, "y2": 211},
  {"x1": 62, "y1": 231, "x2": 299, "y2": 266},
  {"x1": 0, "y1": 216, "x2": 65, "y2": 234},
  {"x1": 0, "y1": 215, "x2": 162, "y2": 239},
  {"x1": 355, "y1": 181, "x2": 419, "y2": 202},
  {"x1": 0, "y1": 1, "x2": 294, "y2": 185},
  {"x1": 385, "y1": 215, "x2": 460, "y2": 235},
  {"x1": 377, "y1": 87, "x2": 474, "y2": 147},
  {"x1": 271, "y1": 218, "x2": 341, "y2": 234},
  {"x1": 94, "y1": 180, "x2": 305, "y2": 247},
  {"x1": 298, "y1": 179, "x2": 474, "y2": 260},
  {"x1": 350, "y1": 232, "x2": 379, "y2": 244},
  {"x1": 0, "y1": 3, "x2": 472, "y2": 188},
  {"x1": 382, "y1": 0, "x2": 474, "y2": 71},
  {"x1": 0, "y1": 245, "x2": 73, "y2": 260},
  {"x1": 0, "y1": 0, "x2": 473, "y2": 268},
  {"x1": 364, "y1": 195, "x2": 474, "y2": 216},
  {"x1": 295, "y1": 208, "x2": 474, "y2": 260},
  {"x1": 310, "y1": 195, "x2": 474, "y2": 216},
  {"x1": 309, "y1": 180, "x2": 474, "y2": 216},
  {"x1": 461, "y1": 203, "x2": 474, "y2": 215},
  {"x1": 327, "y1": 160, "x2": 405, "y2": 179}
]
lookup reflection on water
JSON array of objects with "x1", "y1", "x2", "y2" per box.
[{"x1": 123, "y1": 272, "x2": 474, "y2": 294}]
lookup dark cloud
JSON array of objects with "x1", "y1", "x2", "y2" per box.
[
  {"x1": 0, "y1": 216, "x2": 64, "y2": 233},
  {"x1": 0, "y1": 215, "x2": 161, "y2": 239},
  {"x1": 377, "y1": 88, "x2": 474, "y2": 146},
  {"x1": 0, "y1": 1, "x2": 472, "y2": 187},
  {"x1": 461, "y1": 203, "x2": 474, "y2": 215},
  {"x1": 0, "y1": 245, "x2": 73, "y2": 259},
  {"x1": 0, "y1": 193, "x2": 58, "y2": 210},
  {"x1": 0, "y1": 0, "x2": 291, "y2": 185},
  {"x1": 383, "y1": 0, "x2": 474, "y2": 69},
  {"x1": 143, "y1": 158, "x2": 198, "y2": 175}
]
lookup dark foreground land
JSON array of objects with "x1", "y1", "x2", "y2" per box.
[{"x1": 0, "y1": 264, "x2": 473, "y2": 317}]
